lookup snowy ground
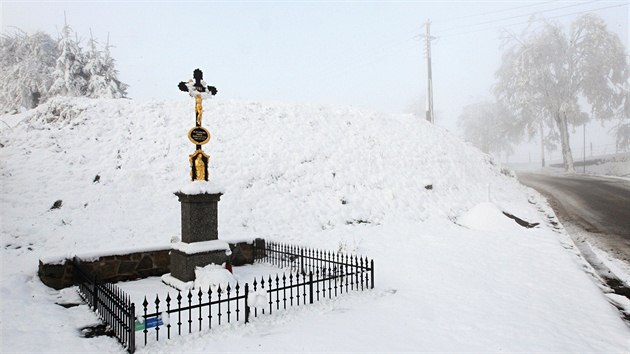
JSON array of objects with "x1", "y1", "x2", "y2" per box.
[
  {"x1": 581, "y1": 155, "x2": 630, "y2": 178},
  {"x1": 508, "y1": 153, "x2": 630, "y2": 178},
  {"x1": 1, "y1": 97, "x2": 628, "y2": 352}
]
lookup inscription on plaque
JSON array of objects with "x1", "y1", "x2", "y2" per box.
[{"x1": 188, "y1": 127, "x2": 210, "y2": 145}]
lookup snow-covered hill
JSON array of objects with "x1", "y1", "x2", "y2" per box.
[
  {"x1": 1, "y1": 97, "x2": 627, "y2": 352},
  {"x1": 2, "y1": 96, "x2": 523, "y2": 250}
]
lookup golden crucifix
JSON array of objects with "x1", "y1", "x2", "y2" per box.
[{"x1": 178, "y1": 69, "x2": 218, "y2": 181}]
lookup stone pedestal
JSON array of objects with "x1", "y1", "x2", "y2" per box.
[
  {"x1": 168, "y1": 192, "x2": 229, "y2": 284},
  {"x1": 176, "y1": 192, "x2": 221, "y2": 243}
]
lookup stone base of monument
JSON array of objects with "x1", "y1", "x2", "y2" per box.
[
  {"x1": 163, "y1": 187, "x2": 229, "y2": 291},
  {"x1": 163, "y1": 240, "x2": 231, "y2": 290}
]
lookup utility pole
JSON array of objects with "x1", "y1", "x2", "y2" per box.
[
  {"x1": 423, "y1": 20, "x2": 436, "y2": 124},
  {"x1": 583, "y1": 123, "x2": 586, "y2": 173},
  {"x1": 540, "y1": 120, "x2": 545, "y2": 167}
]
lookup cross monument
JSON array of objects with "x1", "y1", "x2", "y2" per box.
[{"x1": 163, "y1": 68, "x2": 230, "y2": 288}]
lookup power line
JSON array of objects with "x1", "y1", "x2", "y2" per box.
[
  {"x1": 433, "y1": 0, "x2": 560, "y2": 24},
  {"x1": 438, "y1": 2, "x2": 628, "y2": 39},
  {"x1": 437, "y1": 0, "x2": 601, "y2": 34}
]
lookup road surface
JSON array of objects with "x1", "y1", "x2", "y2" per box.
[{"x1": 518, "y1": 172, "x2": 630, "y2": 262}]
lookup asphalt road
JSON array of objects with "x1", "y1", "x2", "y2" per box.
[{"x1": 518, "y1": 172, "x2": 630, "y2": 261}]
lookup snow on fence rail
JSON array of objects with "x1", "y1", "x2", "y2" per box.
[{"x1": 73, "y1": 242, "x2": 374, "y2": 353}]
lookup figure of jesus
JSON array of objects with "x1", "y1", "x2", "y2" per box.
[{"x1": 195, "y1": 96, "x2": 203, "y2": 126}]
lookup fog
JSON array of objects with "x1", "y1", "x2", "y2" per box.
[{"x1": 2, "y1": 1, "x2": 627, "y2": 163}]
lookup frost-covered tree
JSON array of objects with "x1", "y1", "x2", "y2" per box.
[
  {"x1": 457, "y1": 101, "x2": 516, "y2": 157},
  {"x1": 1, "y1": 23, "x2": 128, "y2": 114},
  {"x1": 49, "y1": 23, "x2": 88, "y2": 97},
  {"x1": 495, "y1": 14, "x2": 628, "y2": 172},
  {"x1": 84, "y1": 34, "x2": 127, "y2": 98},
  {"x1": 0, "y1": 30, "x2": 58, "y2": 113}
]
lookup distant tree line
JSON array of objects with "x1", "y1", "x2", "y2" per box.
[
  {"x1": 458, "y1": 14, "x2": 628, "y2": 171},
  {"x1": 0, "y1": 23, "x2": 128, "y2": 114}
]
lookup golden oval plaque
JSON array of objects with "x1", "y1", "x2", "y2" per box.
[{"x1": 188, "y1": 127, "x2": 210, "y2": 145}]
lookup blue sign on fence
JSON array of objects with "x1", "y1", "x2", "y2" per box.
[{"x1": 135, "y1": 315, "x2": 164, "y2": 331}]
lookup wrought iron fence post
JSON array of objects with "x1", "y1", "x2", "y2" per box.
[
  {"x1": 370, "y1": 259, "x2": 374, "y2": 289},
  {"x1": 244, "y1": 283, "x2": 250, "y2": 323},
  {"x1": 92, "y1": 273, "x2": 99, "y2": 310},
  {"x1": 308, "y1": 271, "x2": 314, "y2": 304},
  {"x1": 128, "y1": 303, "x2": 135, "y2": 354},
  {"x1": 300, "y1": 249, "x2": 304, "y2": 274}
]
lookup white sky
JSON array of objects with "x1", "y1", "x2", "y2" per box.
[{"x1": 1, "y1": 1, "x2": 628, "y2": 163}]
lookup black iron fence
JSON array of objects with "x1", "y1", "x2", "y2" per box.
[
  {"x1": 139, "y1": 282, "x2": 249, "y2": 346},
  {"x1": 138, "y1": 241, "x2": 374, "y2": 347},
  {"x1": 73, "y1": 258, "x2": 135, "y2": 353},
  {"x1": 74, "y1": 242, "x2": 374, "y2": 352},
  {"x1": 257, "y1": 241, "x2": 375, "y2": 289}
]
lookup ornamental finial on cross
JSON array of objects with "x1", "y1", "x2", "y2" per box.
[{"x1": 178, "y1": 69, "x2": 218, "y2": 181}]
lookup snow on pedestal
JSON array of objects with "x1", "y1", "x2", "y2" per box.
[{"x1": 177, "y1": 180, "x2": 225, "y2": 195}]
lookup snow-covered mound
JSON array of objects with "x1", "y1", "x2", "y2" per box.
[
  {"x1": 1, "y1": 97, "x2": 627, "y2": 352},
  {"x1": 1, "y1": 96, "x2": 525, "y2": 252},
  {"x1": 458, "y1": 202, "x2": 518, "y2": 232}
]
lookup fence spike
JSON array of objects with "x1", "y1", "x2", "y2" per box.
[
  {"x1": 208, "y1": 285, "x2": 213, "y2": 330},
  {"x1": 307, "y1": 271, "x2": 312, "y2": 304},
  {"x1": 235, "y1": 282, "x2": 241, "y2": 322},
  {"x1": 142, "y1": 296, "x2": 149, "y2": 346},
  {"x1": 176, "y1": 291, "x2": 182, "y2": 336},
  {"x1": 226, "y1": 283, "x2": 232, "y2": 323},
  {"x1": 165, "y1": 293, "x2": 172, "y2": 340},
  {"x1": 274, "y1": 274, "x2": 280, "y2": 310},
  {"x1": 187, "y1": 290, "x2": 193, "y2": 333},
  {"x1": 217, "y1": 284, "x2": 223, "y2": 325},
  {"x1": 370, "y1": 259, "x2": 375, "y2": 289},
  {"x1": 244, "y1": 283, "x2": 250, "y2": 323},
  {"x1": 154, "y1": 294, "x2": 161, "y2": 341},
  {"x1": 198, "y1": 288, "x2": 203, "y2": 332}
]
